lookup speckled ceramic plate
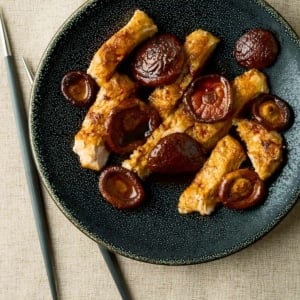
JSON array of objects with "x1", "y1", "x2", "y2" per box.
[{"x1": 30, "y1": 0, "x2": 300, "y2": 265}]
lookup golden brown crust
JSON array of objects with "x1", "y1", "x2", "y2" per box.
[
  {"x1": 178, "y1": 135, "x2": 246, "y2": 215},
  {"x1": 234, "y1": 119, "x2": 283, "y2": 180},
  {"x1": 231, "y1": 68, "x2": 270, "y2": 112},
  {"x1": 73, "y1": 73, "x2": 137, "y2": 171}
]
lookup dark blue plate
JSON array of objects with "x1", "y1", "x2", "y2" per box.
[{"x1": 30, "y1": 0, "x2": 300, "y2": 265}]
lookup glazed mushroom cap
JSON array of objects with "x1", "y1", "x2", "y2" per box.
[
  {"x1": 104, "y1": 102, "x2": 161, "y2": 155},
  {"x1": 99, "y1": 166, "x2": 145, "y2": 210},
  {"x1": 234, "y1": 29, "x2": 279, "y2": 69},
  {"x1": 132, "y1": 33, "x2": 185, "y2": 86},
  {"x1": 218, "y1": 168, "x2": 266, "y2": 210},
  {"x1": 61, "y1": 71, "x2": 98, "y2": 107},
  {"x1": 183, "y1": 75, "x2": 233, "y2": 123},
  {"x1": 251, "y1": 94, "x2": 292, "y2": 131}
]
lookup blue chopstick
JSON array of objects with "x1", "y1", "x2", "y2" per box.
[{"x1": 0, "y1": 9, "x2": 58, "y2": 300}]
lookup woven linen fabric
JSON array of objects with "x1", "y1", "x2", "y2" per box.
[{"x1": 0, "y1": 1, "x2": 299, "y2": 299}]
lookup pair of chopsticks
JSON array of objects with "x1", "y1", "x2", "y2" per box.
[
  {"x1": 0, "y1": 9, "x2": 58, "y2": 300},
  {"x1": 0, "y1": 9, "x2": 130, "y2": 300}
]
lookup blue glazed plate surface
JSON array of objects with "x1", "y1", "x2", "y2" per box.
[{"x1": 30, "y1": 0, "x2": 300, "y2": 265}]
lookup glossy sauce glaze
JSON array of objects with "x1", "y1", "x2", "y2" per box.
[
  {"x1": 218, "y1": 168, "x2": 266, "y2": 210},
  {"x1": 183, "y1": 75, "x2": 233, "y2": 123},
  {"x1": 105, "y1": 102, "x2": 161, "y2": 155},
  {"x1": 132, "y1": 33, "x2": 185, "y2": 86},
  {"x1": 234, "y1": 29, "x2": 279, "y2": 69},
  {"x1": 99, "y1": 166, "x2": 145, "y2": 209},
  {"x1": 251, "y1": 94, "x2": 292, "y2": 131},
  {"x1": 147, "y1": 132, "x2": 206, "y2": 174},
  {"x1": 61, "y1": 71, "x2": 98, "y2": 107}
]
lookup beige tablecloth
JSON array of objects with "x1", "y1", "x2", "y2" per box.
[{"x1": 0, "y1": 1, "x2": 300, "y2": 299}]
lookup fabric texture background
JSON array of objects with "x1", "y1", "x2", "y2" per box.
[{"x1": 0, "y1": 1, "x2": 299, "y2": 299}]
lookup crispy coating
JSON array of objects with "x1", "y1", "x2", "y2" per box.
[
  {"x1": 235, "y1": 119, "x2": 283, "y2": 180},
  {"x1": 87, "y1": 10, "x2": 158, "y2": 86},
  {"x1": 178, "y1": 135, "x2": 246, "y2": 215},
  {"x1": 186, "y1": 121, "x2": 232, "y2": 152},
  {"x1": 231, "y1": 69, "x2": 269, "y2": 111},
  {"x1": 73, "y1": 73, "x2": 137, "y2": 171},
  {"x1": 149, "y1": 29, "x2": 220, "y2": 120}
]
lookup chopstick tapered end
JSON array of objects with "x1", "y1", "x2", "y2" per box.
[
  {"x1": 0, "y1": 8, "x2": 12, "y2": 56},
  {"x1": 22, "y1": 57, "x2": 34, "y2": 85}
]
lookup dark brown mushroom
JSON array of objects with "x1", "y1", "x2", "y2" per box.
[
  {"x1": 132, "y1": 33, "x2": 185, "y2": 86},
  {"x1": 183, "y1": 75, "x2": 233, "y2": 123},
  {"x1": 251, "y1": 94, "x2": 292, "y2": 131},
  {"x1": 61, "y1": 71, "x2": 98, "y2": 107},
  {"x1": 218, "y1": 168, "x2": 266, "y2": 210},
  {"x1": 147, "y1": 132, "x2": 206, "y2": 174},
  {"x1": 234, "y1": 29, "x2": 279, "y2": 69},
  {"x1": 104, "y1": 101, "x2": 161, "y2": 155},
  {"x1": 99, "y1": 166, "x2": 145, "y2": 209}
]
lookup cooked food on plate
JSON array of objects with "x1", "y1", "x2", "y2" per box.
[
  {"x1": 87, "y1": 10, "x2": 158, "y2": 86},
  {"x1": 234, "y1": 118, "x2": 283, "y2": 181},
  {"x1": 148, "y1": 29, "x2": 219, "y2": 119},
  {"x1": 234, "y1": 28, "x2": 279, "y2": 69},
  {"x1": 61, "y1": 9, "x2": 293, "y2": 214},
  {"x1": 218, "y1": 168, "x2": 266, "y2": 210},
  {"x1": 178, "y1": 135, "x2": 246, "y2": 215},
  {"x1": 72, "y1": 73, "x2": 137, "y2": 171},
  {"x1": 61, "y1": 71, "x2": 98, "y2": 107}
]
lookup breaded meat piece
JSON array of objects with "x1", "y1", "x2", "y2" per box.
[
  {"x1": 178, "y1": 135, "x2": 246, "y2": 215},
  {"x1": 73, "y1": 73, "x2": 137, "y2": 171},
  {"x1": 87, "y1": 10, "x2": 158, "y2": 86},
  {"x1": 235, "y1": 119, "x2": 283, "y2": 180}
]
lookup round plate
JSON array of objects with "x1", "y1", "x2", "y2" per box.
[{"x1": 30, "y1": 0, "x2": 300, "y2": 265}]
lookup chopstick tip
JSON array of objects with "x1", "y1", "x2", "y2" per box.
[
  {"x1": 22, "y1": 57, "x2": 35, "y2": 85},
  {"x1": 0, "y1": 8, "x2": 12, "y2": 56},
  {"x1": 0, "y1": 8, "x2": 5, "y2": 24}
]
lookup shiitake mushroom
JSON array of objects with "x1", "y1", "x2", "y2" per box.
[
  {"x1": 234, "y1": 29, "x2": 279, "y2": 69},
  {"x1": 218, "y1": 168, "x2": 266, "y2": 210},
  {"x1": 61, "y1": 71, "x2": 98, "y2": 107},
  {"x1": 132, "y1": 33, "x2": 185, "y2": 86},
  {"x1": 104, "y1": 101, "x2": 161, "y2": 155},
  {"x1": 251, "y1": 94, "x2": 292, "y2": 131},
  {"x1": 183, "y1": 75, "x2": 233, "y2": 123},
  {"x1": 147, "y1": 133, "x2": 206, "y2": 174},
  {"x1": 99, "y1": 166, "x2": 145, "y2": 209}
]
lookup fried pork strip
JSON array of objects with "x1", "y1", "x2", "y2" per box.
[
  {"x1": 234, "y1": 119, "x2": 283, "y2": 180},
  {"x1": 178, "y1": 135, "x2": 246, "y2": 215},
  {"x1": 73, "y1": 73, "x2": 137, "y2": 171},
  {"x1": 149, "y1": 29, "x2": 220, "y2": 120},
  {"x1": 122, "y1": 69, "x2": 268, "y2": 178},
  {"x1": 87, "y1": 10, "x2": 158, "y2": 86},
  {"x1": 186, "y1": 69, "x2": 269, "y2": 151}
]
